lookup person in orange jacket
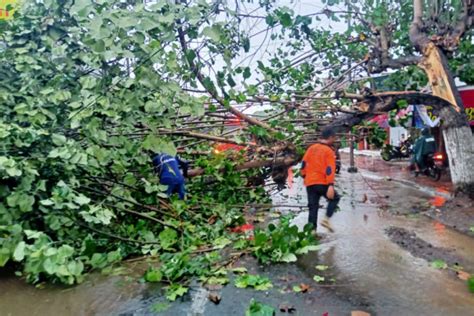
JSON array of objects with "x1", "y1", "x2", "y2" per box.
[{"x1": 301, "y1": 128, "x2": 340, "y2": 233}]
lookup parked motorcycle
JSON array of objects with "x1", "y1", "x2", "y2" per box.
[
  {"x1": 416, "y1": 152, "x2": 445, "y2": 181},
  {"x1": 381, "y1": 141, "x2": 412, "y2": 161}
]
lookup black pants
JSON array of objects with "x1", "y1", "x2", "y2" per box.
[{"x1": 306, "y1": 184, "x2": 340, "y2": 230}]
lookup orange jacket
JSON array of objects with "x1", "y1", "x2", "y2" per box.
[{"x1": 301, "y1": 143, "x2": 336, "y2": 186}]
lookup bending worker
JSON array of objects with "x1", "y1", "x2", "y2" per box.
[
  {"x1": 152, "y1": 153, "x2": 188, "y2": 200},
  {"x1": 301, "y1": 128, "x2": 340, "y2": 234}
]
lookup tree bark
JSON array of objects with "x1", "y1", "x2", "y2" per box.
[
  {"x1": 187, "y1": 156, "x2": 299, "y2": 177},
  {"x1": 408, "y1": 0, "x2": 474, "y2": 196},
  {"x1": 440, "y1": 119, "x2": 474, "y2": 198}
]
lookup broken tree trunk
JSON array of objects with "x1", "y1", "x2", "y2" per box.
[
  {"x1": 410, "y1": 0, "x2": 474, "y2": 196},
  {"x1": 419, "y1": 44, "x2": 474, "y2": 196}
]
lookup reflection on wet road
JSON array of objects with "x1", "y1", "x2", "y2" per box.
[{"x1": 278, "y1": 155, "x2": 474, "y2": 315}]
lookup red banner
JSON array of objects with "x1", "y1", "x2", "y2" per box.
[{"x1": 459, "y1": 87, "x2": 474, "y2": 126}]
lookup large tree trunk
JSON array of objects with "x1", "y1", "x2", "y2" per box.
[
  {"x1": 441, "y1": 123, "x2": 474, "y2": 198},
  {"x1": 418, "y1": 44, "x2": 474, "y2": 196},
  {"x1": 409, "y1": 0, "x2": 474, "y2": 195}
]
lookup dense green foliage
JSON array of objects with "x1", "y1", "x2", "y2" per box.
[{"x1": 0, "y1": 0, "x2": 316, "y2": 291}]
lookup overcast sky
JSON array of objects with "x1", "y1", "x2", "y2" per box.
[{"x1": 234, "y1": 0, "x2": 347, "y2": 70}]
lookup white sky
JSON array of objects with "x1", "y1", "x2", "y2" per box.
[{"x1": 235, "y1": 0, "x2": 347, "y2": 70}]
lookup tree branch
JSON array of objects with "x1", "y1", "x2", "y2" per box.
[
  {"x1": 447, "y1": 0, "x2": 474, "y2": 49},
  {"x1": 175, "y1": 18, "x2": 277, "y2": 133},
  {"x1": 187, "y1": 156, "x2": 299, "y2": 177}
]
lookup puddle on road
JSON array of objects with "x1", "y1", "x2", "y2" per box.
[
  {"x1": 0, "y1": 270, "x2": 147, "y2": 316},
  {"x1": 281, "y1": 167, "x2": 474, "y2": 315}
]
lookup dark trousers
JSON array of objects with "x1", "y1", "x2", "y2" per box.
[
  {"x1": 306, "y1": 184, "x2": 340, "y2": 229},
  {"x1": 166, "y1": 182, "x2": 186, "y2": 200}
]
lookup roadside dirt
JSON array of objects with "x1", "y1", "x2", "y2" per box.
[
  {"x1": 386, "y1": 226, "x2": 468, "y2": 271},
  {"x1": 425, "y1": 195, "x2": 474, "y2": 237}
]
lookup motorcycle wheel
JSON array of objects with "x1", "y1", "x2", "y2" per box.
[
  {"x1": 429, "y1": 167, "x2": 442, "y2": 181},
  {"x1": 381, "y1": 151, "x2": 391, "y2": 161}
]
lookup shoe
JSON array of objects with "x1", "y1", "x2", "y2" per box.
[
  {"x1": 310, "y1": 230, "x2": 322, "y2": 240},
  {"x1": 320, "y1": 219, "x2": 334, "y2": 233}
]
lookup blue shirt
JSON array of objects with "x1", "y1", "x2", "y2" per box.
[{"x1": 152, "y1": 154, "x2": 186, "y2": 185}]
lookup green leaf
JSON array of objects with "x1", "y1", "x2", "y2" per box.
[
  {"x1": 243, "y1": 67, "x2": 251, "y2": 79},
  {"x1": 71, "y1": 0, "x2": 91, "y2": 16},
  {"x1": 279, "y1": 12, "x2": 292, "y2": 27},
  {"x1": 202, "y1": 25, "x2": 222, "y2": 42},
  {"x1": 13, "y1": 241, "x2": 26, "y2": 261},
  {"x1": 431, "y1": 259, "x2": 448, "y2": 269},
  {"x1": 18, "y1": 195, "x2": 35, "y2": 212},
  {"x1": 280, "y1": 253, "x2": 297, "y2": 263},
  {"x1": 51, "y1": 134, "x2": 67, "y2": 146},
  {"x1": 245, "y1": 299, "x2": 275, "y2": 316},
  {"x1": 292, "y1": 285, "x2": 302, "y2": 292},
  {"x1": 144, "y1": 269, "x2": 163, "y2": 282},
  {"x1": 74, "y1": 194, "x2": 91, "y2": 206},
  {"x1": 315, "y1": 265, "x2": 329, "y2": 271},
  {"x1": 313, "y1": 275, "x2": 325, "y2": 283},
  {"x1": 205, "y1": 276, "x2": 229, "y2": 285},
  {"x1": 235, "y1": 274, "x2": 273, "y2": 290},
  {"x1": 295, "y1": 245, "x2": 320, "y2": 254},
  {"x1": 166, "y1": 284, "x2": 188, "y2": 301},
  {"x1": 213, "y1": 236, "x2": 231, "y2": 249},
  {"x1": 468, "y1": 276, "x2": 474, "y2": 293},
  {"x1": 159, "y1": 228, "x2": 178, "y2": 250}
]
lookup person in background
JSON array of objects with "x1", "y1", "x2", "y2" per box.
[
  {"x1": 399, "y1": 134, "x2": 406, "y2": 147},
  {"x1": 301, "y1": 128, "x2": 340, "y2": 234},
  {"x1": 152, "y1": 153, "x2": 188, "y2": 200},
  {"x1": 412, "y1": 128, "x2": 436, "y2": 175}
]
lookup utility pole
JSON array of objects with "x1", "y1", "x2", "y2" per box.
[
  {"x1": 345, "y1": 0, "x2": 357, "y2": 173},
  {"x1": 348, "y1": 132, "x2": 358, "y2": 173}
]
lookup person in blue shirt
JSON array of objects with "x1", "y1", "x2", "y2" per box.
[{"x1": 152, "y1": 153, "x2": 188, "y2": 200}]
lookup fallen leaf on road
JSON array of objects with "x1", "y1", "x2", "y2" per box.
[
  {"x1": 322, "y1": 312, "x2": 329, "y2": 316},
  {"x1": 351, "y1": 311, "x2": 371, "y2": 316},
  {"x1": 362, "y1": 194, "x2": 368, "y2": 203},
  {"x1": 208, "y1": 292, "x2": 221, "y2": 304},
  {"x1": 431, "y1": 259, "x2": 448, "y2": 269},
  {"x1": 232, "y1": 267, "x2": 248, "y2": 274},
  {"x1": 204, "y1": 283, "x2": 223, "y2": 291},
  {"x1": 207, "y1": 215, "x2": 217, "y2": 225},
  {"x1": 300, "y1": 283, "x2": 310, "y2": 292},
  {"x1": 457, "y1": 270, "x2": 471, "y2": 281},
  {"x1": 279, "y1": 303, "x2": 296, "y2": 313},
  {"x1": 315, "y1": 265, "x2": 329, "y2": 271}
]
